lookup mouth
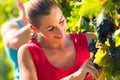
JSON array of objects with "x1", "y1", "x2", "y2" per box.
[{"x1": 54, "y1": 35, "x2": 63, "y2": 39}]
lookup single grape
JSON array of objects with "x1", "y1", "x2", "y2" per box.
[
  {"x1": 93, "y1": 63, "x2": 102, "y2": 69},
  {"x1": 112, "y1": 0, "x2": 118, "y2": 3},
  {"x1": 88, "y1": 39, "x2": 98, "y2": 54},
  {"x1": 116, "y1": 7, "x2": 120, "y2": 14},
  {"x1": 109, "y1": 34, "x2": 117, "y2": 58}
]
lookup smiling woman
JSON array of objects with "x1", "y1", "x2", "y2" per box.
[{"x1": 18, "y1": 0, "x2": 102, "y2": 80}]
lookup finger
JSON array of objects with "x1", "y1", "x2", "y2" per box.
[
  {"x1": 85, "y1": 63, "x2": 100, "y2": 79},
  {"x1": 83, "y1": 58, "x2": 93, "y2": 65}
]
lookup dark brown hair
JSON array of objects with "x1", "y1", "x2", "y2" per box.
[{"x1": 26, "y1": 0, "x2": 59, "y2": 28}]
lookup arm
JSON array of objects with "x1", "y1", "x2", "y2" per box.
[
  {"x1": 84, "y1": 32, "x2": 95, "y2": 44},
  {"x1": 18, "y1": 44, "x2": 37, "y2": 80},
  {"x1": 61, "y1": 58, "x2": 101, "y2": 80},
  {"x1": 1, "y1": 21, "x2": 31, "y2": 50},
  {"x1": 17, "y1": 0, "x2": 26, "y2": 20}
]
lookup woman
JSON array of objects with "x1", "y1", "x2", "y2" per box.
[{"x1": 18, "y1": 0, "x2": 102, "y2": 80}]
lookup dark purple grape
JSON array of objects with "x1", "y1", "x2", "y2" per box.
[
  {"x1": 83, "y1": 16, "x2": 90, "y2": 23},
  {"x1": 88, "y1": 39, "x2": 98, "y2": 54},
  {"x1": 112, "y1": 0, "x2": 118, "y2": 3},
  {"x1": 92, "y1": 16, "x2": 97, "y2": 25},
  {"x1": 109, "y1": 34, "x2": 117, "y2": 58},
  {"x1": 93, "y1": 63, "x2": 102, "y2": 69},
  {"x1": 116, "y1": 7, "x2": 120, "y2": 14}
]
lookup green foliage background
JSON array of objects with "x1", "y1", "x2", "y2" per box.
[{"x1": 0, "y1": 0, "x2": 120, "y2": 80}]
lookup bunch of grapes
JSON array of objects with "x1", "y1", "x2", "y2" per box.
[
  {"x1": 88, "y1": 18, "x2": 116, "y2": 69},
  {"x1": 96, "y1": 19, "x2": 115, "y2": 44}
]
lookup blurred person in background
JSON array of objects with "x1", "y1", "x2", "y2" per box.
[{"x1": 1, "y1": 0, "x2": 31, "y2": 80}]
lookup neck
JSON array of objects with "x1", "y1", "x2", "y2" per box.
[{"x1": 40, "y1": 35, "x2": 69, "y2": 49}]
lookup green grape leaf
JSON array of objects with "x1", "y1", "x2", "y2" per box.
[
  {"x1": 114, "y1": 29, "x2": 120, "y2": 47},
  {"x1": 78, "y1": 0, "x2": 106, "y2": 18}
]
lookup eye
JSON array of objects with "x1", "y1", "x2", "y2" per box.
[
  {"x1": 48, "y1": 26, "x2": 54, "y2": 31},
  {"x1": 59, "y1": 20, "x2": 64, "y2": 24}
]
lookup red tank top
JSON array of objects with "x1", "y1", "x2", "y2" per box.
[{"x1": 27, "y1": 34, "x2": 92, "y2": 80}]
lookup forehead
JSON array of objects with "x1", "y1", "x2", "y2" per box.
[{"x1": 40, "y1": 7, "x2": 63, "y2": 27}]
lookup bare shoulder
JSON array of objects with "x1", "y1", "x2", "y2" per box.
[
  {"x1": 18, "y1": 44, "x2": 34, "y2": 73},
  {"x1": 18, "y1": 44, "x2": 31, "y2": 61},
  {"x1": 18, "y1": 44, "x2": 37, "y2": 80},
  {"x1": 84, "y1": 32, "x2": 94, "y2": 44}
]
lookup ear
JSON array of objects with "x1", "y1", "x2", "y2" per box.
[{"x1": 30, "y1": 25, "x2": 37, "y2": 32}]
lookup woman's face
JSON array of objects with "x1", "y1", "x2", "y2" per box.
[{"x1": 38, "y1": 7, "x2": 67, "y2": 43}]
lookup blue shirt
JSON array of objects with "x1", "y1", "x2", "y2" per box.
[{"x1": 5, "y1": 19, "x2": 24, "y2": 80}]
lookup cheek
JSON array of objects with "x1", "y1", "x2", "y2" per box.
[
  {"x1": 62, "y1": 22, "x2": 66, "y2": 32},
  {"x1": 42, "y1": 32, "x2": 53, "y2": 39},
  {"x1": 60, "y1": 21, "x2": 66, "y2": 30}
]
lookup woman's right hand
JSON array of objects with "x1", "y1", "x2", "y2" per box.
[
  {"x1": 80, "y1": 58, "x2": 103, "y2": 80},
  {"x1": 61, "y1": 58, "x2": 103, "y2": 80}
]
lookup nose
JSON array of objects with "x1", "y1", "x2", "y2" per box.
[{"x1": 55, "y1": 26, "x2": 63, "y2": 36}]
